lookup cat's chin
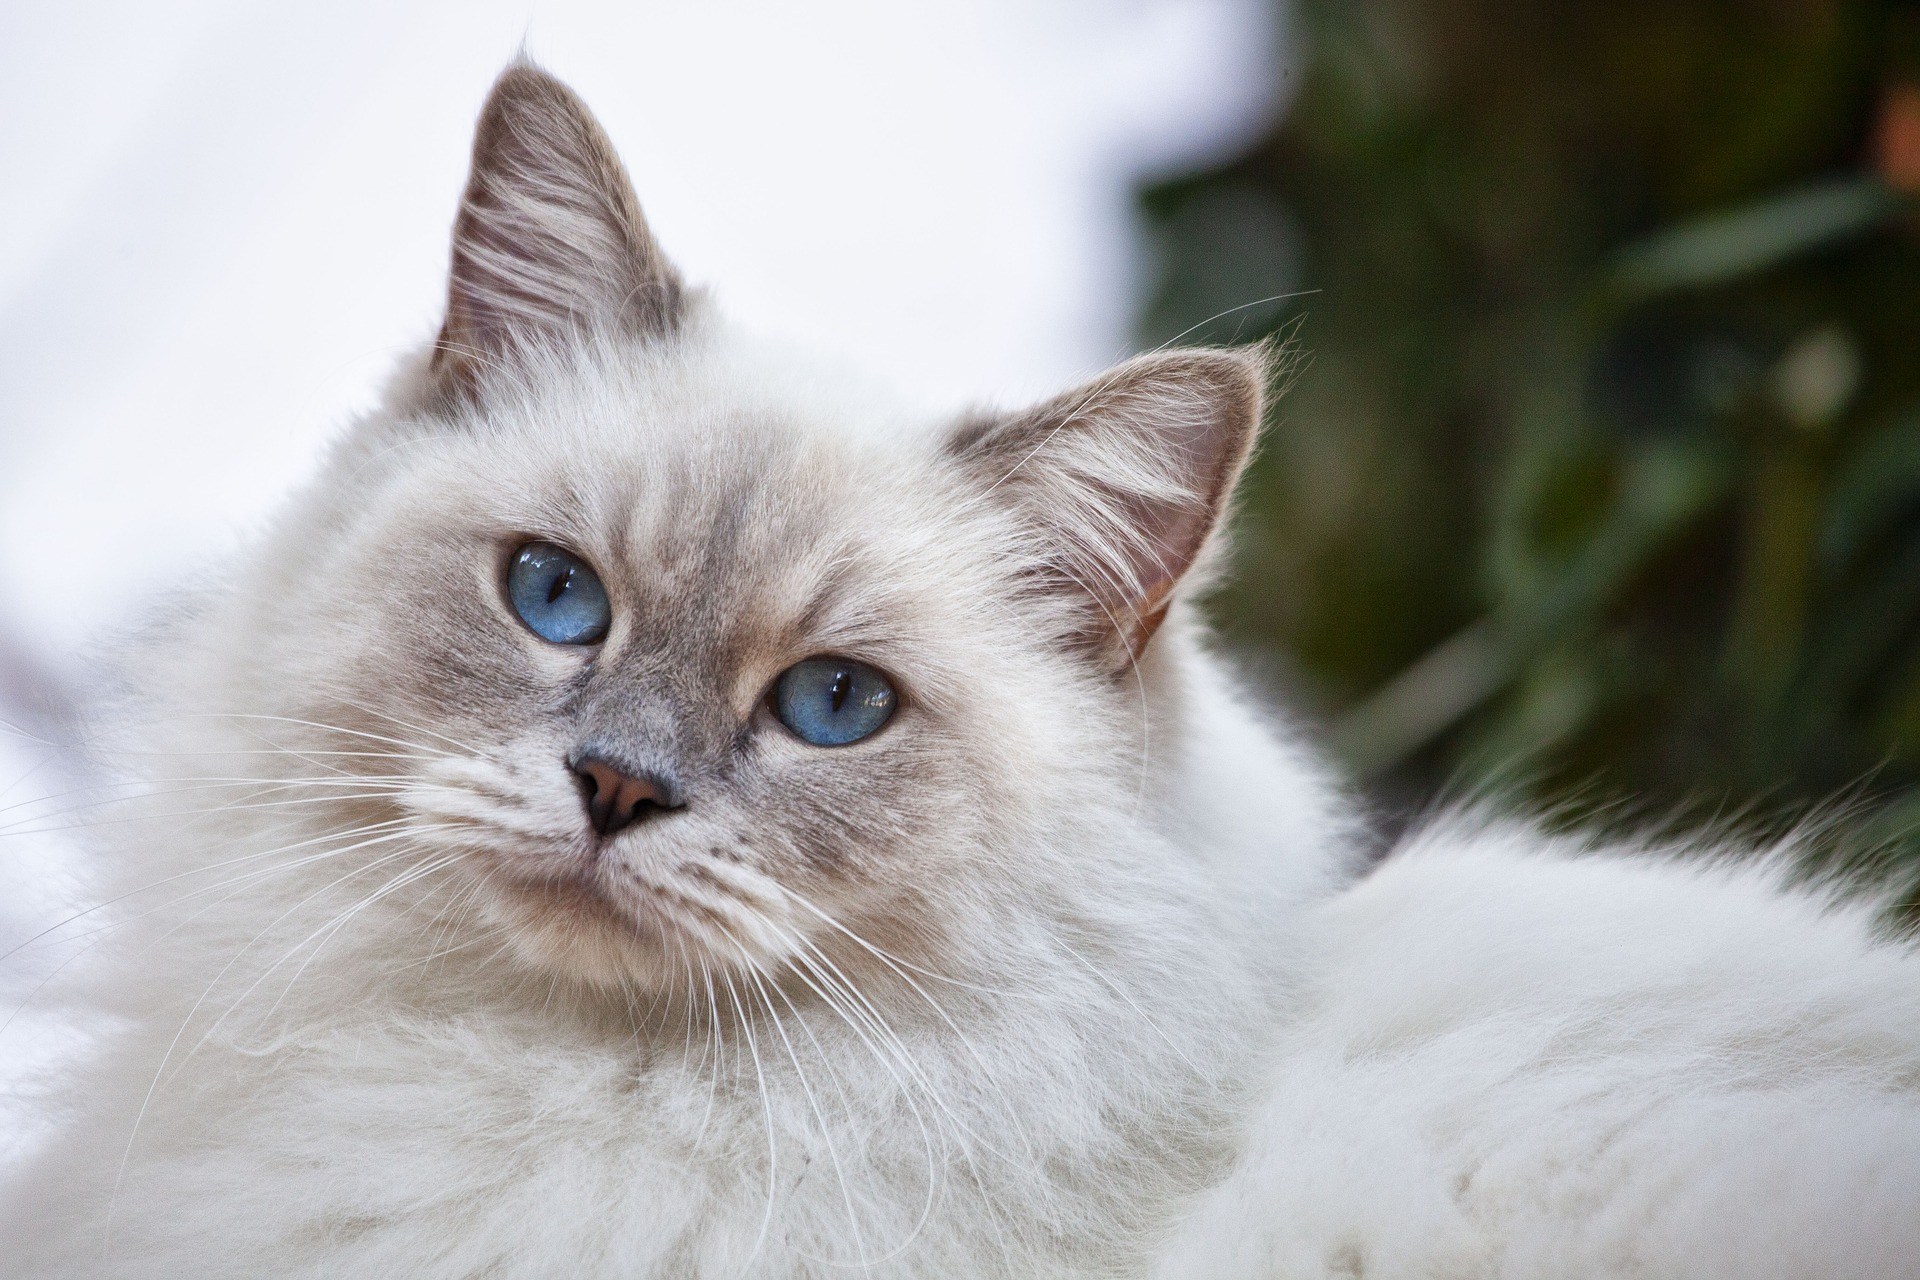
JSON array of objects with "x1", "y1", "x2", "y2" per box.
[
  {"x1": 476, "y1": 873, "x2": 693, "y2": 991},
  {"x1": 474, "y1": 865, "x2": 793, "y2": 994}
]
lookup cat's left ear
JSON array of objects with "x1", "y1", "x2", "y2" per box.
[
  {"x1": 430, "y1": 62, "x2": 684, "y2": 400},
  {"x1": 946, "y1": 346, "x2": 1265, "y2": 669}
]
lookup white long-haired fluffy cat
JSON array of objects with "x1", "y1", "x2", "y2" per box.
[{"x1": 5, "y1": 63, "x2": 1920, "y2": 1279}]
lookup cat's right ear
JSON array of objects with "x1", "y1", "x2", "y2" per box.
[{"x1": 429, "y1": 62, "x2": 685, "y2": 402}]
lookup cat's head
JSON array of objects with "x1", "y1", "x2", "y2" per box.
[{"x1": 240, "y1": 64, "x2": 1266, "y2": 996}]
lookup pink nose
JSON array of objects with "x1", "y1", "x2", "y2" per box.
[{"x1": 571, "y1": 756, "x2": 680, "y2": 837}]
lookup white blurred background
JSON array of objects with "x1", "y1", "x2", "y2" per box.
[
  {"x1": 0, "y1": 0, "x2": 1284, "y2": 671},
  {"x1": 0, "y1": 0, "x2": 1286, "y2": 1152}
]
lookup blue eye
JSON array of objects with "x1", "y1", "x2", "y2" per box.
[
  {"x1": 506, "y1": 542, "x2": 611, "y2": 645},
  {"x1": 773, "y1": 657, "x2": 897, "y2": 746}
]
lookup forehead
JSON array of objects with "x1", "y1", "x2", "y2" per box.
[{"x1": 413, "y1": 345, "x2": 973, "y2": 664}]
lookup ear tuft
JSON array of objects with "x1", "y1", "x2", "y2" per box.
[
  {"x1": 947, "y1": 346, "x2": 1266, "y2": 669},
  {"x1": 432, "y1": 62, "x2": 684, "y2": 399}
]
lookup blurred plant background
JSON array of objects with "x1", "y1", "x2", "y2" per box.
[{"x1": 1141, "y1": 0, "x2": 1920, "y2": 880}]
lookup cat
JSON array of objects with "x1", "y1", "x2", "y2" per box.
[{"x1": 1, "y1": 61, "x2": 1917, "y2": 1279}]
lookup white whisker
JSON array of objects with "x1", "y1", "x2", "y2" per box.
[{"x1": 724, "y1": 969, "x2": 781, "y2": 1270}]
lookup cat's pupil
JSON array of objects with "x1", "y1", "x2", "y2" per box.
[
  {"x1": 547, "y1": 568, "x2": 571, "y2": 605},
  {"x1": 829, "y1": 669, "x2": 851, "y2": 713}
]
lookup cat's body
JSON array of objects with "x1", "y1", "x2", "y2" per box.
[
  {"x1": 4, "y1": 64, "x2": 1919, "y2": 1278},
  {"x1": 1164, "y1": 825, "x2": 1920, "y2": 1278}
]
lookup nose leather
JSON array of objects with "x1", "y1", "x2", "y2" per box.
[{"x1": 571, "y1": 755, "x2": 681, "y2": 837}]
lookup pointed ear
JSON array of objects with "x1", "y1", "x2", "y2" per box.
[
  {"x1": 431, "y1": 62, "x2": 684, "y2": 399},
  {"x1": 946, "y1": 347, "x2": 1265, "y2": 669}
]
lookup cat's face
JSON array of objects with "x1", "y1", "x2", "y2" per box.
[
  {"x1": 297, "y1": 352, "x2": 1049, "y2": 990},
  {"x1": 244, "y1": 65, "x2": 1263, "y2": 996}
]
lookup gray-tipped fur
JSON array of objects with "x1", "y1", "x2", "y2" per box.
[{"x1": 433, "y1": 62, "x2": 685, "y2": 401}]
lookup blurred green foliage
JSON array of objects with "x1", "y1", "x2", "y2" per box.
[{"x1": 1140, "y1": 0, "x2": 1920, "y2": 864}]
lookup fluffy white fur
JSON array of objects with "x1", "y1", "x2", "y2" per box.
[
  {"x1": 4, "y1": 64, "x2": 1920, "y2": 1278},
  {"x1": 1159, "y1": 824, "x2": 1920, "y2": 1277}
]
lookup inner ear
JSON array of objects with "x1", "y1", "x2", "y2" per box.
[
  {"x1": 947, "y1": 347, "x2": 1266, "y2": 669},
  {"x1": 432, "y1": 62, "x2": 685, "y2": 401}
]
